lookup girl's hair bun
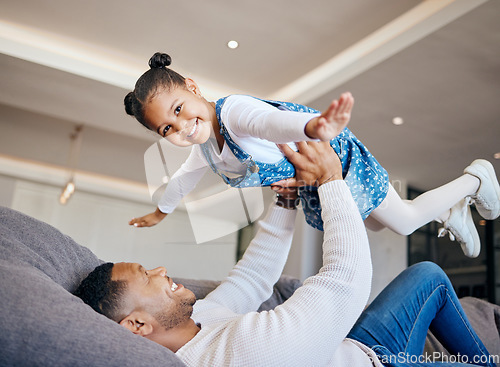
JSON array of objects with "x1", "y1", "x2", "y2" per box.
[
  {"x1": 124, "y1": 92, "x2": 137, "y2": 116},
  {"x1": 149, "y1": 52, "x2": 172, "y2": 69}
]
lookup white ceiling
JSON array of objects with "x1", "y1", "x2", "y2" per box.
[{"x1": 0, "y1": 0, "x2": 499, "y2": 192}]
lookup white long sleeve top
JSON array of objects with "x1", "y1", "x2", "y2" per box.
[
  {"x1": 176, "y1": 181, "x2": 382, "y2": 366},
  {"x1": 157, "y1": 95, "x2": 318, "y2": 213}
]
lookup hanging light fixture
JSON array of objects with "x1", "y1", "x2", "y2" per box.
[
  {"x1": 59, "y1": 125, "x2": 84, "y2": 205},
  {"x1": 59, "y1": 180, "x2": 75, "y2": 205}
]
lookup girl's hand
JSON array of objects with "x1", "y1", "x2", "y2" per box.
[
  {"x1": 271, "y1": 181, "x2": 299, "y2": 210},
  {"x1": 129, "y1": 208, "x2": 168, "y2": 227},
  {"x1": 305, "y1": 92, "x2": 354, "y2": 141}
]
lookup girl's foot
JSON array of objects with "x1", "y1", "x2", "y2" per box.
[
  {"x1": 438, "y1": 197, "x2": 480, "y2": 258},
  {"x1": 464, "y1": 159, "x2": 500, "y2": 220}
]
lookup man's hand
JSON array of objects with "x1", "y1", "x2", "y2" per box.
[
  {"x1": 304, "y1": 92, "x2": 353, "y2": 141},
  {"x1": 271, "y1": 141, "x2": 343, "y2": 194}
]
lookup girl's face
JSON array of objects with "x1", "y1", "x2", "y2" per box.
[{"x1": 144, "y1": 79, "x2": 216, "y2": 147}]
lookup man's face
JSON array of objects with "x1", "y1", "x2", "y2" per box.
[{"x1": 112, "y1": 262, "x2": 196, "y2": 330}]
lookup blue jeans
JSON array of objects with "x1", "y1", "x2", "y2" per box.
[{"x1": 348, "y1": 262, "x2": 496, "y2": 366}]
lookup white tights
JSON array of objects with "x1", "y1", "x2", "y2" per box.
[{"x1": 365, "y1": 174, "x2": 480, "y2": 235}]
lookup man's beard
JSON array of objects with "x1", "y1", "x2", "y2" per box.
[{"x1": 154, "y1": 295, "x2": 196, "y2": 330}]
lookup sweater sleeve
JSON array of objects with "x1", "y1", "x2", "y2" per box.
[
  {"x1": 157, "y1": 146, "x2": 209, "y2": 214},
  {"x1": 210, "y1": 181, "x2": 373, "y2": 366},
  {"x1": 221, "y1": 95, "x2": 319, "y2": 143},
  {"x1": 200, "y1": 203, "x2": 297, "y2": 315}
]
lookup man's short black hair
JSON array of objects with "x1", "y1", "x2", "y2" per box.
[{"x1": 73, "y1": 262, "x2": 127, "y2": 322}]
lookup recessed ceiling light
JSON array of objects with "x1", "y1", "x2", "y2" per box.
[
  {"x1": 227, "y1": 40, "x2": 239, "y2": 49},
  {"x1": 494, "y1": 152, "x2": 500, "y2": 159},
  {"x1": 392, "y1": 117, "x2": 404, "y2": 126}
]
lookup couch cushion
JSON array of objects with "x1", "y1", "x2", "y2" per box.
[
  {"x1": 0, "y1": 206, "x2": 100, "y2": 292},
  {"x1": 0, "y1": 206, "x2": 186, "y2": 367}
]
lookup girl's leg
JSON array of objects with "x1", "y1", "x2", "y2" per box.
[
  {"x1": 348, "y1": 262, "x2": 495, "y2": 366},
  {"x1": 369, "y1": 174, "x2": 479, "y2": 236}
]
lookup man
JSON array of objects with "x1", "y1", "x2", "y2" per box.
[{"x1": 75, "y1": 142, "x2": 494, "y2": 367}]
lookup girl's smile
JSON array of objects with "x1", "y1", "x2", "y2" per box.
[{"x1": 186, "y1": 119, "x2": 199, "y2": 138}]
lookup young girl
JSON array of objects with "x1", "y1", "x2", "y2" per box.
[{"x1": 126, "y1": 52, "x2": 500, "y2": 258}]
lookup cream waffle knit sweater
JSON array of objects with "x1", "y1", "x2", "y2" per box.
[{"x1": 176, "y1": 181, "x2": 382, "y2": 366}]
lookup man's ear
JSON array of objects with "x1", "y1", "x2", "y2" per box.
[
  {"x1": 119, "y1": 311, "x2": 154, "y2": 337},
  {"x1": 185, "y1": 78, "x2": 201, "y2": 96}
]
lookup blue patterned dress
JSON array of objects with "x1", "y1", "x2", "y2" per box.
[{"x1": 200, "y1": 96, "x2": 389, "y2": 231}]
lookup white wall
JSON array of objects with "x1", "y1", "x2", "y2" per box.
[
  {"x1": 0, "y1": 103, "x2": 152, "y2": 184},
  {"x1": 283, "y1": 210, "x2": 324, "y2": 281},
  {"x1": 366, "y1": 224, "x2": 407, "y2": 302},
  {"x1": 0, "y1": 158, "x2": 238, "y2": 280},
  {"x1": 0, "y1": 175, "x2": 15, "y2": 207}
]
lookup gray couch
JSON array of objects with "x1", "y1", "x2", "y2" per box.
[{"x1": 1, "y1": 206, "x2": 498, "y2": 366}]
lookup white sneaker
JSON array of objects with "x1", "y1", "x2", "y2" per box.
[
  {"x1": 464, "y1": 159, "x2": 500, "y2": 220},
  {"x1": 438, "y1": 198, "x2": 480, "y2": 258}
]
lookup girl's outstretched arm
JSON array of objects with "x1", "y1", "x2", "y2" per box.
[
  {"x1": 304, "y1": 92, "x2": 354, "y2": 141},
  {"x1": 129, "y1": 145, "x2": 208, "y2": 228}
]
